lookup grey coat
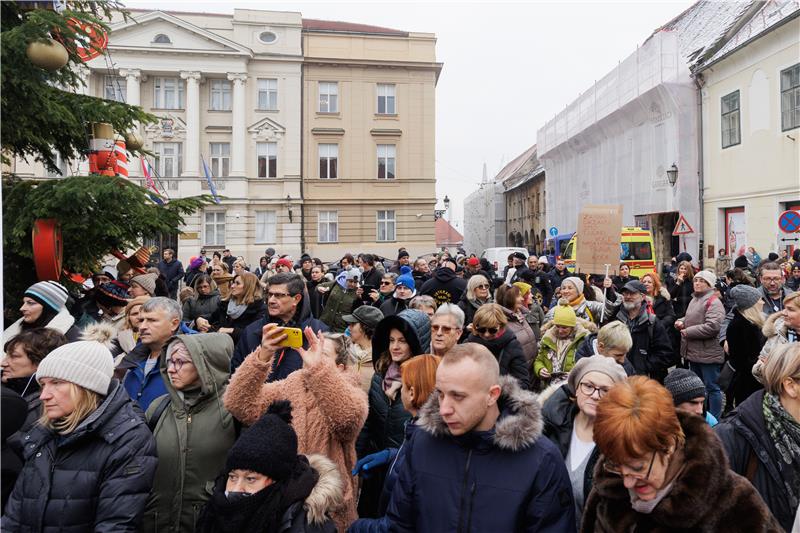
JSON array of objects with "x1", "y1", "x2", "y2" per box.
[{"x1": 681, "y1": 290, "x2": 726, "y2": 364}]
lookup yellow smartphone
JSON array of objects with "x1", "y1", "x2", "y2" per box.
[{"x1": 273, "y1": 327, "x2": 303, "y2": 349}]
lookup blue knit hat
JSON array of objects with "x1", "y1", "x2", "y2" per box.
[{"x1": 396, "y1": 266, "x2": 415, "y2": 290}]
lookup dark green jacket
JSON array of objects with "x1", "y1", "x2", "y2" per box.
[
  {"x1": 141, "y1": 333, "x2": 237, "y2": 533},
  {"x1": 319, "y1": 282, "x2": 358, "y2": 333}
]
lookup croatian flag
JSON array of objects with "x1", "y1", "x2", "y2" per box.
[
  {"x1": 201, "y1": 156, "x2": 221, "y2": 205},
  {"x1": 140, "y1": 158, "x2": 164, "y2": 205}
]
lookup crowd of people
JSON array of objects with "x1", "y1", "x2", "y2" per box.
[{"x1": 1, "y1": 243, "x2": 799, "y2": 532}]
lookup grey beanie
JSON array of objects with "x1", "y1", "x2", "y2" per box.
[
  {"x1": 729, "y1": 284, "x2": 762, "y2": 311},
  {"x1": 664, "y1": 368, "x2": 706, "y2": 406},
  {"x1": 36, "y1": 341, "x2": 114, "y2": 395},
  {"x1": 25, "y1": 281, "x2": 69, "y2": 313},
  {"x1": 567, "y1": 355, "x2": 627, "y2": 395},
  {"x1": 130, "y1": 273, "x2": 157, "y2": 297}
]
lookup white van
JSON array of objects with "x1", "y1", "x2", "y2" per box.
[{"x1": 481, "y1": 247, "x2": 529, "y2": 272}]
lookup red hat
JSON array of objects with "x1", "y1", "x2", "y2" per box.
[
  {"x1": 467, "y1": 257, "x2": 480, "y2": 267},
  {"x1": 276, "y1": 257, "x2": 293, "y2": 269}
]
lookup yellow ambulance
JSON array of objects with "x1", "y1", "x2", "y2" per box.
[{"x1": 562, "y1": 227, "x2": 657, "y2": 278}]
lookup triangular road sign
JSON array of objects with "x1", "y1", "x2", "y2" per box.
[{"x1": 672, "y1": 214, "x2": 695, "y2": 236}]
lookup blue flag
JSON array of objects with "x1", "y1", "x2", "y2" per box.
[{"x1": 201, "y1": 156, "x2": 221, "y2": 205}]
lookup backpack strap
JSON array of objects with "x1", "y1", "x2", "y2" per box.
[{"x1": 147, "y1": 395, "x2": 170, "y2": 433}]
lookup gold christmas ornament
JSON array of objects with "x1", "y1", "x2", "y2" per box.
[
  {"x1": 26, "y1": 39, "x2": 68, "y2": 71},
  {"x1": 124, "y1": 132, "x2": 144, "y2": 150}
]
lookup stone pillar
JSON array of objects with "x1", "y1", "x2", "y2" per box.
[
  {"x1": 119, "y1": 68, "x2": 143, "y2": 176},
  {"x1": 180, "y1": 71, "x2": 202, "y2": 177},
  {"x1": 227, "y1": 73, "x2": 248, "y2": 177}
]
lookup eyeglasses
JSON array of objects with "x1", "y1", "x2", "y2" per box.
[
  {"x1": 380, "y1": 281, "x2": 393, "y2": 286},
  {"x1": 432, "y1": 324, "x2": 455, "y2": 334},
  {"x1": 603, "y1": 450, "x2": 657, "y2": 480},
  {"x1": 166, "y1": 358, "x2": 194, "y2": 371},
  {"x1": 578, "y1": 381, "x2": 610, "y2": 398},
  {"x1": 476, "y1": 284, "x2": 490, "y2": 290},
  {"x1": 475, "y1": 327, "x2": 499, "y2": 336},
  {"x1": 267, "y1": 291, "x2": 292, "y2": 300}
]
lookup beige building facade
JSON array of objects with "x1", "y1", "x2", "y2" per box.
[
  {"x1": 697, "y1": 4, "x2": 800, "y2": 260},
  {"x1": 301, "y1": 21, "x2": 442, "y2": 260},
  {"x1": 500, "y1": 145, "x2": 547, "y2": 253}
]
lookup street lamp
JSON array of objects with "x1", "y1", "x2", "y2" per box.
[
  {"x1": 443, "y1": 195, "x2": 450, "y2": 210},
  {"x1": 666, "y1": 163, "x2": 678, "y2": 186},
  {"x1": 286, "y1": 194, "x2": 293, "y2": 223}
]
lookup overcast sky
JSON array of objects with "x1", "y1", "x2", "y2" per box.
[{"x1": 126, "y1": 0, "x2": 696, "y2": 229}]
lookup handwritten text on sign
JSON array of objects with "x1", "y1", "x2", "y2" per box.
[{"x1": 576, "y1": 204, "x2": 623, "y2": 276}]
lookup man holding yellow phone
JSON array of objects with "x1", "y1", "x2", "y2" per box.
[{"x1": 230, "y1": 272, "x2": 329, "y2": 378}]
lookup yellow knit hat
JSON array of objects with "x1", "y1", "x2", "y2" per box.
[
  {"x1": 553, "y1": 304, "x2": 577, "y2": 327},
  {"x1": 513, "y1": 282, "x2": 532, "y2": 297}
]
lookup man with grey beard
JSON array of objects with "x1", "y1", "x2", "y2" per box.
[{"x1": 613, "y1": 280, "x2": 675, "y2": 383}]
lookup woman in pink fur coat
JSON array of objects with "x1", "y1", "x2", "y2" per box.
[{"x1": 223, "y1": 324, "x2": 368, "y2": 531}]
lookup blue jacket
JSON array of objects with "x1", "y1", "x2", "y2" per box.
[
  {"x1": 121, "y1": 342, "x2": 168, "y2": 411},
  {"x1": 385, "y1": 376, "x2": 576, "y2": 533}
]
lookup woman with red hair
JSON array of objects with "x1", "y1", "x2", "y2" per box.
[
  {"x1": 641, "y1": 272, "x2": 678, "y2": 354},
  {"x1": 582, "y1": 376, "x2": 781, "y2": 532}
]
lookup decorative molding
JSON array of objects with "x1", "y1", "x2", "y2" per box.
[
  {"x1": 370, "y1": 128, "x2": 402, "y2": 137},
  {"x1": 311, "y1": 127, "x2": 345, "y2": 136},
  {"x1": 227, "y1": 72, "x2": 248, "y2": 83},
  {"x1": 144, "y1": 114, "x2": 187, "y2": 142},
  {"x1": 180, "y1": 70, "x2": 202, "y2": 82},
  {"x1": 247, "y1": 116, "x2": 286, "y2": 142}
]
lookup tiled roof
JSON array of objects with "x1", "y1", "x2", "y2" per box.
[
  {"x1": 435, "y1": 218, "x2": 464, "y2": 247},
  {"x1": 302, "y1": 19, "x2": 408, "y2": 36}
]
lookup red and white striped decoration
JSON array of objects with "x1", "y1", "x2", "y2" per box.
[{"x1": 114, "y1": 140, "x2": 128, "y2": 178}]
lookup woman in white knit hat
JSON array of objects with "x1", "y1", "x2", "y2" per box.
[
  {"x1": 2, "y1": 281, "x2": 81, "y2": 347},
  {"x1": 1, "y1": 341, "x2": 158, "y2": 531},
  {"x1": 544, "y1": 276, "x2": 617, "y2": 328}
]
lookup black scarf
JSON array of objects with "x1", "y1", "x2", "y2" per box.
[
  {"x1": 3, "y1": 375, "x2": 39, "y2": 398},
  {"x1": 196, "y1": 457, "x2": 318, "y2": 533}
]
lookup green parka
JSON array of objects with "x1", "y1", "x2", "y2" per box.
[
  {"x1": 319, "y1": 281, "x2": 359, "y2": 333},
  {"x1": 141, "y1": 333, "x2": 237, "y2": 533}
]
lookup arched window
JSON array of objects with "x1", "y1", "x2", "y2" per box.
[{"x1": 153, "y1": 34, "x2": 172, "y2": 44}]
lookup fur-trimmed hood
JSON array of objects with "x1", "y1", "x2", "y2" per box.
[
  {"x1": 2, "y1": 307, "x2": 77, "y2": 348},
  {"x1": 762, "y1": 311, "x2": 788, "y2": 340},
  {"x1": 540, "y1": 320, "x2": 593, "y2": 346},
  {"x1": 417, "y1": 375, "x2": 543, "y2": 452},
  {"x1": 303, "y1": 453, "x2": 345, "y2": 526}
]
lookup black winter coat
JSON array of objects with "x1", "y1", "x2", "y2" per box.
[
  {"x1": 716, "y1": 390, "x2": 795, "y2": 531},
  {"x1": 2, "y1": 386, "x2": 27, "y2": 513},
  {"x1": 667, "y1": 277, "x2": 693, "y2": 318},
  {"x1": 158, "y1": 258, "x2": 185, "y2": 296},
  {"x1": 182, "y1": 290, "x2": 222, "y2": 324},
  {"x1": 465, "y1": 330, "x2": 531, "y2": 389},
  {"x1": 208, "y1": 299, "x2": 267, "y2": 345},
  {"x1": 356, "y1": 372, "x2": 411, "y2": 458},
  {"x1": 419, "y1": 268, "x2": 467, "y2": 306},
  {"x1": 1, "y1": 380, "x2": 158, "y2": 532},
  {"x1": 613, "y1": 307, "x2": 675, "y2": 382},
  {"x1": 725, "y1": 311, "x2": 765, "y2": 405},
  {"x1": 541, "y1": 385, "x2": 600, "y2": 504},
  {"x1": 379, "y1": 296, "x2": 408, "y2": 318}
]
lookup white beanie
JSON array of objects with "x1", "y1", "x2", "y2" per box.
[
  {"x1": 564, "y1": 276, "x2": 585, "y2": 294},
  {"x1": 693, "y1": 270, "x2": 717, "y2": 289},
  {"x1": 36, "y1": 341, "x2": 114, "y2": 395}
]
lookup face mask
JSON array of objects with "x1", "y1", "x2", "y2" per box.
[{"x1": 224, "y1": 491, "x2": 252, "y2": 503}]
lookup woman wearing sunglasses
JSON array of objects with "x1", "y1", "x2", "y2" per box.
[
  {"x1": 457, "y1": 275, "x2": 493, "y2": 340},
  {"x1": 582, "y1": 376, "x2": 782, "y2": 532},
  {"x1": 465, "y1": 303, "x2": 530, "y2": 389}
]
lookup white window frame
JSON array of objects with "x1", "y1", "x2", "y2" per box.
[
  {"x1": 257, "y1": 78, "x2": 278, "y2": 110},
  {"x1": 204, "y1": 211, "x2": 226, "y2": 246},
  {"x1": 319, "y1": 81, "x2": 338, "y2": 113},
  {"x1": 209, "y1": 79, "x2": 232, "y2": 111},
  {"x1": 721, "y1": 90, "x2": 741, "y2": 148},
  {"x1": 377, "y1": 83, "x2": 396, "y2": 114},
  {"x1": 47, "y1": 151, "x2": 69, "y2": 177},
  {"x1": 376, "y1": 210, "x2": 396, "y2": 242},
  {"x1": 377, "y1": 144, "x2": 396, "y2": 179},
  {"x1": 255, "y1": 210, "x2": 277, "y2": 244},
  {"x1": 153, "y1": 142, "x2": 183, "y2": 177},
  {"x1": 209, "y1": 142, "x2": 230, "y2": 178},
  {"x1": 153, "y1": 77, "x2": 184, "y2": 109},
  {"x1": 319, "y1": 143, "x2": 338, "y2": 179},
  {"x1": 318, "y1": 211, "x2": 339, "y2": 243},
  {"x1": 781, "y1": 63, "x2": 800, "y2": 132},
  {"x1": 257, "y1": 142, "x2": 278, "y2": 178},
  {"x1": 104, "y1": 75, "x2": 126, "y2": 102}
]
